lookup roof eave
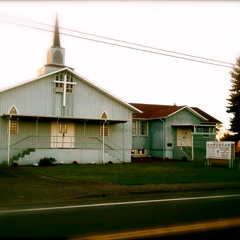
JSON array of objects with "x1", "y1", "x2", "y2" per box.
[
  {"x1": 0, "y1": 67, "x2": 70, "y2": 93},
  {"x1": 0, "y1": 67, "x2": 142, "y2": 114}
]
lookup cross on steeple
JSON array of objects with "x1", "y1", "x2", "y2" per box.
[{"x1": 54, "y1": 73, "x2": 76, "y2": 107}]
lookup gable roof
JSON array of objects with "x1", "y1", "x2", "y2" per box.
[
  {"x1": 130, "y1": 103, "x2": 221, "y2": 123},
  {"x1": 0, "y1": 67, "x2": 142, "y2": 114}
]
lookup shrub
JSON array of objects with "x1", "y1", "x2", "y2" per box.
[
  {"x1": 12, "y1": 161, "x2": 19, "y2": 167},
  {"x1": 39, "y1": 157, "x2": 56, "y2": 166}
]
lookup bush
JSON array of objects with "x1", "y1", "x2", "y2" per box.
[
  {"x1": 39, "y1": 157, "x2": 56, "y2": 166},
  {"x1": 12, "y1": 162, "x2": 19, "y2": 167}
]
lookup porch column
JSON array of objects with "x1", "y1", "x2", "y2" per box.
[
  {"x1": 35, "y1": 117, "x2": 39, "y2": 148},
  {"x1": 160, "y1": 119, "x2": 165, "y2": 159},
  {"x1": 102, "y1": 120, "x2": 106, "y2": 164},
  {"x1": 84, "y1": 120, "x2": 86, "y2": 149},
  {"x1": 7, "y1": 116, "x2": 11, "y2": 166},
  {"x1": 191, "y1": 133, "x2": 194, "y2": 160},
  {"x1": 122, "y1": 122, "x2": 125, "y2": 162}
]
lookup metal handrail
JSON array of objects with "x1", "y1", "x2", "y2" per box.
[{"x1": 10, "y1": 135, "x2": 124, "y2": 152}]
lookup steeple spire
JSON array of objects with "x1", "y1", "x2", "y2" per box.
[
  {"x1": 38, "y1": 16, "x2": 67, "y2": 76},
  {"x1": 53, "y1": 16, "x2": 61, "y2": 47}
]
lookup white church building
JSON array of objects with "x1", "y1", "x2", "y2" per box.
[{"x1": 0, "y1": 18, "x2": 141, "y2": 165}]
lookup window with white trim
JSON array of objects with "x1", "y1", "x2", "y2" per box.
[
  {"x1": 10, "y1": 120, "x2": 18, "y2": 134},
  {"x1": 132, "y1": 120, "x2": 137, "y2": 136},
  {"x1": 139, "y1": 120, "x2": 148, "y2": 136},
  {"x1": 203, "y1": 127, "x2": 210, "y2": 138},
  {"x1": 55, "y1": 72, "x2": 75, "y2": 93},
  {"x1": 100, "y1": 123, "x2": 109, "y2": 136},
  {"x1": 138, "y1": 149, "x2": 145, "y2": 155}
]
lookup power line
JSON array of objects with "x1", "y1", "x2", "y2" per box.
[
  {"x1": 61, "y1": 26, "x2": 233, "y2": 67},
  {"x1": 1, "y1": 14, "x2": 234, "y2": 66},
  {"x1": 0, "y1": 15, "x2": 234, "y2": 68}
]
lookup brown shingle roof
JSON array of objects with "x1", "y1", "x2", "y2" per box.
[
  {"x1": 191, "y1": 107, "x2": 221, "y2": 123},
  {"x1": 130, "y1": 103, "x2": 221, "y2": 123}
]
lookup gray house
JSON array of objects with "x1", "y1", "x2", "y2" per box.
[
  {"x1": 0, "y1": 19, "x2": 141, "y2": 165},
  {"x1": 130, "y1": 103, "x2": 221, "y2": 160}
]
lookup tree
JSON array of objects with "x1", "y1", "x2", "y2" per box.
[
  {"x1": 220, "y1": 131, "x2": 236, "y2": 142},
  {"x1": 227, "y1": 57, "x2": 240, "y2": 141}
]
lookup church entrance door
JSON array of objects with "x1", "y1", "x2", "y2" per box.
[
  {"x1": 51, "y1": 121, "x2": 75, "y2": 148},
  {"x1": 176, "y1": 128, "x2": 192, "y2": 147}
]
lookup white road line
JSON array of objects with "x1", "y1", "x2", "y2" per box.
[{"x1": 1, "y1": 194, "x2": 240, "y2": 215}]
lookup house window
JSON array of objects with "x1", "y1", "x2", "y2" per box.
[
  {"x1": 10, "y1": 120, "x2": 18, "y2": 134},
  {"x1": 138, "y1": 149, "x2": 145, "y2": 155},
  {"x1": 132, "y1": 120, "x2": 137, "y2": 136},
  {"x1": 203, "y1": 127, "x2": 210, "y2": 138},
  {"x1": 100, "y1": 123, "x2": 109, "y2": 136},
  {"x1": 131, "y1": 149, "x2": 136, "y2": 155},
  {"x1": 139, "y1": 120, "x2": 148, "y2": 136}
]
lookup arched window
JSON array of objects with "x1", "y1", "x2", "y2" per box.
[
  {"x1": 8, "y1": 106, "x2": 19, "y2": 134},
  {"x1": 100, "y1": 112, "x2": 109, "y2": 136},
  {"x1": 53, "y1": 50, "x2": 63, "y2": 64},
  {"x1": 8, "y1": 105, "x2": 19, "y2": 115},
  {"x1": 101, "y1": 111, "x2": 108, "y2": 119}
]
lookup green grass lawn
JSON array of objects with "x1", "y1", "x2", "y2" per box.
[{"x1": 2, "y1": 161, "x2": 240, "y2": 185}]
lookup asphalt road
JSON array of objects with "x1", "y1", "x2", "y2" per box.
[{"x1": 1, "y1": 189, "x2": 240, "y2": 239}]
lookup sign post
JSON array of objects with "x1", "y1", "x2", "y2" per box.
[{"x1": 206, "y1": 141, "x2": 235, "y2": 168}]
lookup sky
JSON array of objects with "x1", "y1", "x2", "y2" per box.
[{"x1": 0, "y1": 1, "x2": 240, "y2": 130}]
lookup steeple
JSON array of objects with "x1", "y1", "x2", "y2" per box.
[
  {"x1": 53, "y1": 16, "x2": 61, "y2": 47},
  {"x1": 47, "y1": 16, "x2": 65, "y2": 66},
  {"x1": 38, "y1": 17, "x2": 66, "y2": 76}
]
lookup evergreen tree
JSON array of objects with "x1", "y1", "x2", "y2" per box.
[{"x1": 227, "y1": 57, "x2": 240, "y2": 141}]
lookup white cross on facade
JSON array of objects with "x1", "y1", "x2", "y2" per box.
[{"x1": 54, "y1": 74, "x2": 76, "y2": 107}]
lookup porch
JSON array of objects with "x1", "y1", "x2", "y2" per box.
[
  {"x1": 2, "y1": 114, "x2": 130, "y2": 165},
  {"x1": 9, "y1": 135, "x2": 125, "y2": 165},
  {"x1": 172, "y1": 124, "x2": 217, "y2": 160}
]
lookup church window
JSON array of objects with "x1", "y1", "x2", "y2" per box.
[
  {"x1": 100, "y1": 123, "x2": 109, "y2": 136},
  {"x1": 55, "y1": 72, "x2": 75, "y2": 93},
  {"x1": 8, "y1": 106, "x2": 18, "y2": 115},
  {"x1": 66, "y1": 73, "x2": 74, "y2": 93},
  {"x1": 55, "y1": 73, "x2": 64, "y2": 92},
  {"x1": 101, "y1": 111, "x2": 108, "y2": 119},
  {"x1": 53, "y1": 50, "x2": 63, "y2": 64},
  {"x1": 10, "y1": 120, "x2": 18, "y2": 134}
]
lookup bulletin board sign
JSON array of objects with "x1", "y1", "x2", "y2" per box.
[{"x1": 206, "y1": 141, "x2": 235, "y2": 168}]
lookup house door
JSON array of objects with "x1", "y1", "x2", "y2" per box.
[
  {"x1": 176, "y1": 128, "x2": 192, "y2": 147},
  {"x1": 51, "y1": 122, "x2": 75, "y2": 148}
]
